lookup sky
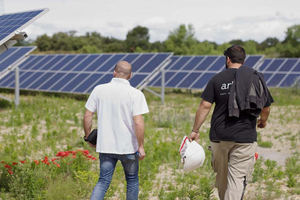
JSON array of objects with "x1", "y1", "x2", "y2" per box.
[{"x1": 3, "y1": 0, "x2": 300, "y2": 44}]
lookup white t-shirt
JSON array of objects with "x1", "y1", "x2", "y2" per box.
[{"x1": 85, "y1": 78, "x2": 149, "y2": 154}]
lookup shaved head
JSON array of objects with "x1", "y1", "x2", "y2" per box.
[{"x1": 114, "y1": 61, "x2": 132, "y2": 79}]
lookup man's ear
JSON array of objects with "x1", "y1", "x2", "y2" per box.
[
  {"x1": 128, "y1": 72, "x2": 132, "y2": 80},
  {"x1": 226, "y1": 57, "x2": 231, "y2": 64},
  {"x1": 113, "y1": 70, "x2": 117, "y2": 77}
]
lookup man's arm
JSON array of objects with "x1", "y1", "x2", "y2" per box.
[
  {"x1": 257, "y1": 106, "x2": 270, "y2": 128},
  {"x1": 133, "y1": 114, "x2": 145, "y2": 160},
  {"x1": 189, "y1": 99, "x2": 212, "y2": 141},
  {"x1": 83, "y1": 109, "x2": 95, "y2": 147}
]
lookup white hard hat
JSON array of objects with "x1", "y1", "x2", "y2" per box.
[{"x1": 179, "y1": 136, "x2": 205, "y2": 172}]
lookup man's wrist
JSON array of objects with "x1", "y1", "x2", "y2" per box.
[
  {"x1": 192, "y1": 129, "x2": 199, "y2": 133},
  {"x1": 83, "y1": 135, "x2": 88, "y2": 142}
]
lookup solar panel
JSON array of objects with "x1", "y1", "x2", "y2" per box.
[
  {"x1": 0, "y1": 46, "x2": 36, "y2": 80},
  {"x1": 148, "y1": 55, "x2": 264, "y2": 89},
  {"x1": 0, "y1": 53, "x2": 172, "y2": 94},
  {"x1": 258, "y1": 58, "x2": 300, "y2": 87},
  {"x1": 0, "y1": 9, "x2": 48, "y2": 46}
]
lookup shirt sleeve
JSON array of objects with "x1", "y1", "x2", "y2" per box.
[
  {"x1": 264, "y1": 88, "x2": 274, "y2": 107},
  {"x1": 85, "y1": 88, "x2": 97, "y2": 112},
  {"x1": 201, "y1": 78, "x2": 215, "y2": 103},
  {"x1": 133, "y1": 91, "x2": 149, "y2": 116}
]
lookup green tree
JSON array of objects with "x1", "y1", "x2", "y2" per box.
[
  {"x1": 126, "y1": 26, "x2": 150, "y2": 52},
  {"x1": 35, "y1": 34, "x2": 52, "y2": 51},
  {"x1": 164, "y1": 24, "x2": 199, "y2": 55},
  {"x1": 259, "y1": 37, "x2": 279, "y2": 50},
  {"x1": 243, "y1": 40, "x2": 259, "y2": 54},
  {"x1": 279, "y1": 24, "x2": 300, "y2": 57}
]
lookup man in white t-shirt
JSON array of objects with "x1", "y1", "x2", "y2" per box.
[{"x1": 83, "y1": 61, "x2": 149, "y2": 200}]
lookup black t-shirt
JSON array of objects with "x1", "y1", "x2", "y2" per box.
[{"x1": 201, "y1": 68, "x2": 272, "y2": 143}]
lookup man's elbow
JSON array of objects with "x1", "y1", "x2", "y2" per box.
[
  {"x1": 200, "y1": 100, "x2": 212, "y2": 110},
  {"x1": 84, "y1": 110, "x2": 94, "y2": 120},
  {"x1": 133, "y1": 115, "x2": 144, "y2": 127}
]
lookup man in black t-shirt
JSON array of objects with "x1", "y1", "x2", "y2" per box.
[{"x1": 189, "y1": 45, "x2": 273, "y2": 200}]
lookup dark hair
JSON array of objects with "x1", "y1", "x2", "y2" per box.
[{"x1": 224, "y1": 45, "x2": 246, "y2": 64}]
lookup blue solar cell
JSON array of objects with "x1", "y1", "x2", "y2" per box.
[
  {"x1": 166, "y1": 72, "x2": 188, "y2": 87},
  {"x1": 178, "y1": 72, "x2": 202, "y2": 88},
  {"x1": 149, "y1": 71, "x2": 176, "y2": 87},
  {"x1": 61, "y1": 73, "x2": 88, "y2": 92},
  {"x1": 39, "y1": 73, "x2": 65, "y2": 90},
  {"x1": 10, "y1": 54, "x2": 34, "y2": 69},
  {"x1": 139, "y1": 54, "x2": 170, "y2": 73},
  {"x1": 244, "y1": 56, "x2": 261, "y2": 68},
  {"x1": 258, "y1": 59, "x2": 271, "y2": 71},
  {"x1": 130, "y1": 74, "x2": 147, "y2": 87},
  {"x1": 51, "y1": 55, "x2": 76, "y2": 71},
  {"x1": 27, "y1": 72, "x2": 55, "y2": 89},
  {"x1": 41, "y1": 55, "x2": 64, "y2": 70},
  {"x1": 85, "y1": 55, "x2": 112, "y2": 71},
  {"x1": 265, "y1": 59, "x2": 284, "y2": 71},
  {"x1": 131, "y1": 54, "x2": 154, "y2": 72},
  {"x1": 73, "y1": 74, "x2": 103, "y2": 93},
  {"x1": 73, "y1": 55, "x2": 99, "y2": 71},
  {"x1": 0, "y1": 48, "x2": 17, "y2": 65},
  {"x1": 169, "y1": 57, "x2": 191, "y2": 70},
  {"x1": 20, "y1": 56, "x2": 43, "y2": 70},
  {"x1": 195, "y1": 56, "x2": 217, "y2": 71},
  {"x1": 165, "y1": 57, "x2": 179, "y2": 70},
  {"x1": 191, "y1": 73, "x2": 215, "y2": 89},
  {"x1": 50, "y1": 73, "x2": 76, "y2": 91},
  {"x1": 0, "y1": 71, "x2": 14, "y2": 86},
  {"x1": 61, "y1": 55, "x2": 88, "y2": 71},
  {"x1": 293, "y1": 62, "x2": 300, "y2": 72},
  {"x1": 278, "y1": 59, "x2": 297, "y2": 72},
  {"x1": 208, "y1": 57, "x2": 225, "y2": 71},
  {"x1": 20, "y1": 72, "x2": 43, "y2": 88},
  {"x1": 97, "y1": 54, "x2": 125, "y2": 72},
  {"x1": 31, "y1": 55, "x2": 54, "y2": 70},
  {"x1": 267, "y1": 74, "x2": 286, "y2": 87},
  {"x1": 121, "y1": 54, "x2": 138, "y2": 63},
  {"x1": 182, "y1": 57, "x2": 204, "y2": 70},
  {"x1": 262, "y1": 73, "x2": 272, "y2": 83},
  {"x1": 0, "y1": 47, "x2": 35, "y2": 71},
  {"x1": 280, "y1": 74, "x2": 300, "y2": 87},
  {"x1": 99, "y1": 74, "x2": 113, "y2": 84}
]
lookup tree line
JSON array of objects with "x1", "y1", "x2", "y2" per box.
[{"x1": 18, "y1": 24, "x2": 300, "y2": 57}]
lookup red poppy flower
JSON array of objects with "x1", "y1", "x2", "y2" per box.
[
  {"x1": 12, "y1": 162, "x2": 18, "y2": 165},
  {"x1": 255, "y1": 152, "x2": 258, "y2": 160},
  {"x1": 4, "y1": 164, "x2": 12, "y2": 169},
  {"x1": 20, "y1": 160, "x2": 26, "y2": 164},
  {"x1": 34, "y1": 160, "x2": 39, "y2": 165},
  {"x1": 8, "y1": 169, "x2": 13, "y2": 175}
]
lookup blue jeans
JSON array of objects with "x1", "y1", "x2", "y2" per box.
[{"x1": 90, "y1": 152, "x2": 139, "y2": 200}]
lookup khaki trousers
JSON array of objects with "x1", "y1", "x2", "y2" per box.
[{"x1": 210, "y1": 141, "x2": 257, "y2": 200}]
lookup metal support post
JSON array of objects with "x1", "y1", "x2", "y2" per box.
[
  {"x1": 15, "y1": 66, "x2": 19, "y2": 106},
  {"x1": 161, "y1": 69, "x2": 165, "y2": 105}
]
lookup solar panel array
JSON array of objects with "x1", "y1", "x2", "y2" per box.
[
  {"x1": 0, "y1": 53, "x2": 172, "y2": 94},
  {"x1": 148, "y1": 55, "x2": 263, "y2": 89},
  {"x1": 257, "y1": 58, "x2": 300, "y2": 87},
  {"x1": 0, "y1": 46, "x2": 36, "y2": 79},
  {"x1": 0, "y1": 9, "x2": 48, "y2": 46}
]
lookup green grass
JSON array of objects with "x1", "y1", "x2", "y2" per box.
[{"x1": 0, "y1": 88, "x2": 299, "y2": 199}]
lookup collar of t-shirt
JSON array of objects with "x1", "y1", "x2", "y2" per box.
[{"x1": 111, "y1": 78, "x2": 130, "y2": 85}]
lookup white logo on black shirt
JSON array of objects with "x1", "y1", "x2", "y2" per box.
[{"x1": 221, "y1": 81, "x2": 233, "y2": 90}]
